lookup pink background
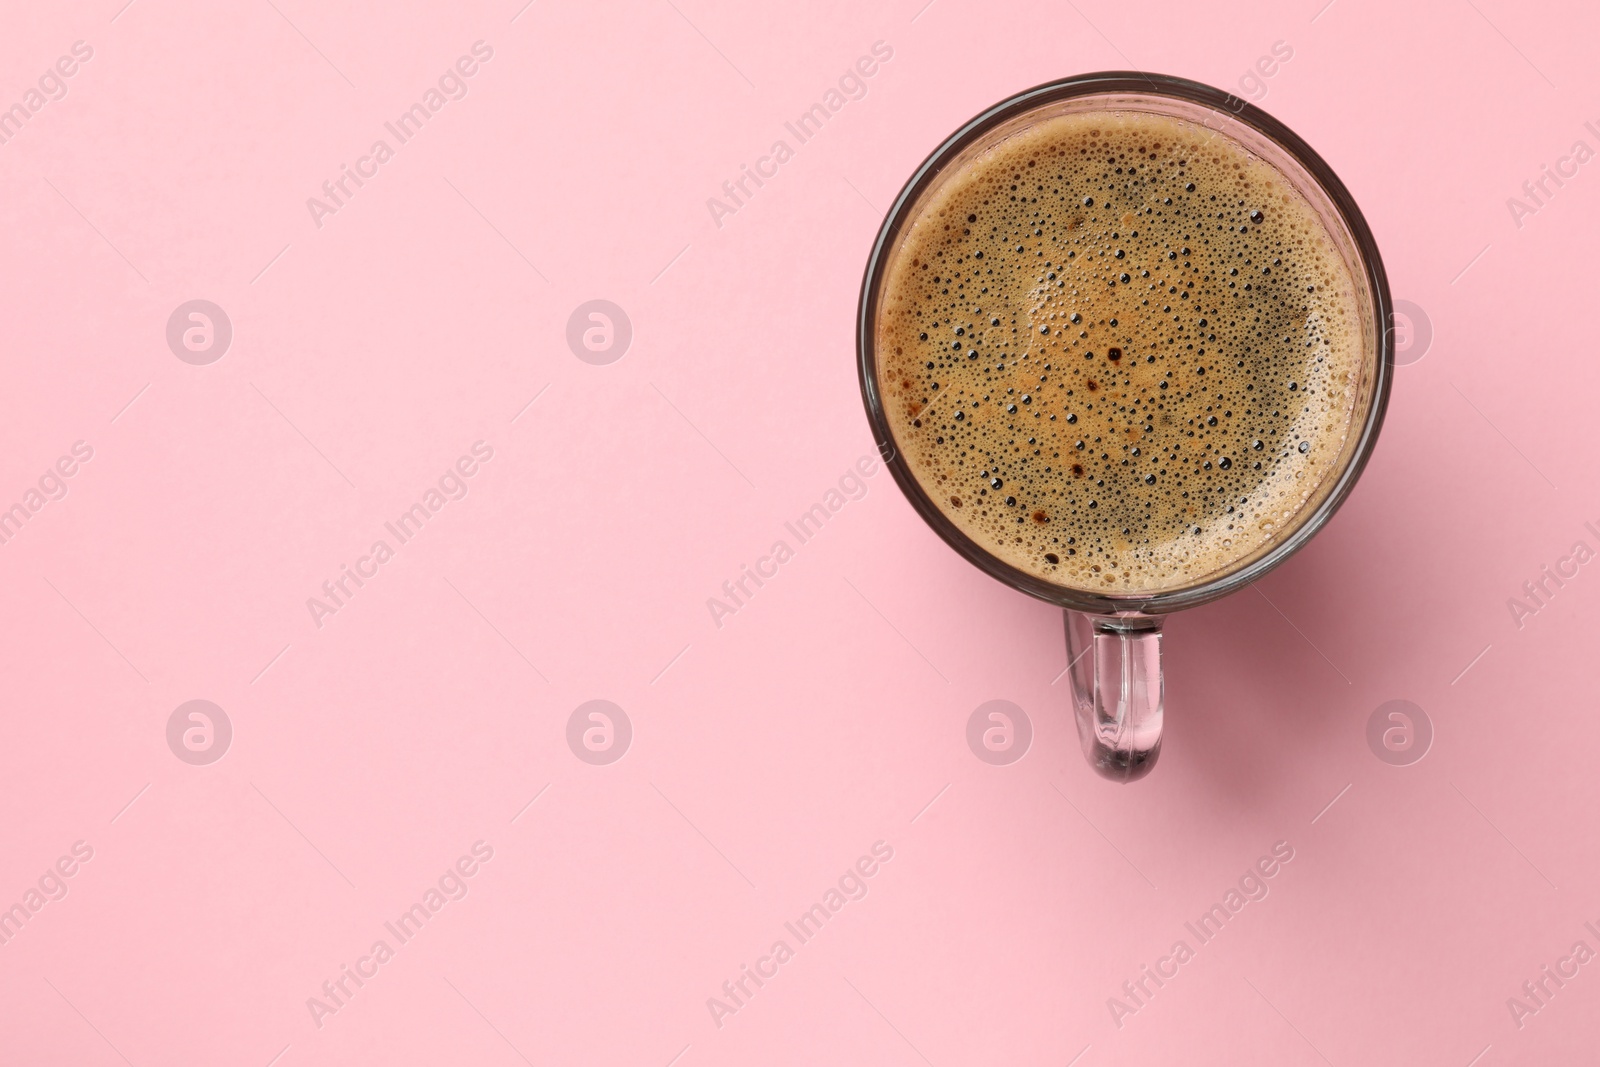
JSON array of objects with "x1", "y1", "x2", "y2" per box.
[{"x1": 3, "y1": 0, "x2": 1598, "y2": 1063}]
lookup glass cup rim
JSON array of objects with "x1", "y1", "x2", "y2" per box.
[{"x1": 856, "y1": 70, "x2": 1395, "y2": 615}]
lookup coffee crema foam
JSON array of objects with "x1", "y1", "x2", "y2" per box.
[{"x1": 876, "y1": 109, "x2": 1365, "y2": 593}]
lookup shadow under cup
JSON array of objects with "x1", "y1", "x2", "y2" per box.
[{"x1": 856, "y1": 73, "x2": 1393, "y2": 782}]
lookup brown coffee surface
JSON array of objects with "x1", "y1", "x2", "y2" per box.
[{"x1": 876, "y1": 108, "x2": 1365, "y2": 594}]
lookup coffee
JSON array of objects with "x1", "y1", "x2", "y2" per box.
[{"x1": 875, "y1": 108, "x2": 1365, "y2": 593}]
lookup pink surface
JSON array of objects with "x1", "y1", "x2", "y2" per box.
[{"x1": 2, "y1": 0, "x2": 1598, "y2": 1063}]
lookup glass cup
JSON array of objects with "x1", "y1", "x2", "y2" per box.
[{"x1": 856, "y1": 72, "x2": 1393, "y2": 782}]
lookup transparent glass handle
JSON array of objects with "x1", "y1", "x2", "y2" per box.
[{"x1": 1065, "y1": 611, "x2": 1164, "y2": 782}]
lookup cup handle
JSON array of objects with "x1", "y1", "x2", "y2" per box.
[{"x1": 1064, "y1": 610, "x2": 1165, "y2": 782}]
